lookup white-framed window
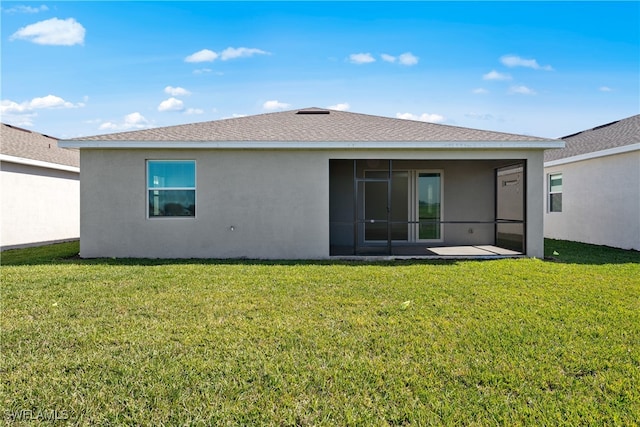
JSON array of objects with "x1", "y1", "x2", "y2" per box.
[
  {"x1": 548, "y1": 172, "x2": 562, "y2": 213},
  {"x1": 147, "y1": 160, "x2": 196, "y2": 218}
]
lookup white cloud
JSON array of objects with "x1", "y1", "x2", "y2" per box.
[
  {"x1": 398, "y1": 52, "x2": 418, "y2": 66},
  {"x1": 10, "y1": 17, "x2": 85, "y2": 46},
  {"x1": 263, "y1": 100, "x2": 290, "y2": 111},
  {"x1": 98, "y1": 122, "x2": 117, "y2": 130},
  {"x1": 500, "y1": 55, "x2": 553, "y2": 71},
  {"x1": 349, "y1": 53, "x2": 375, "y2": 64},
  {"x1": 185, "y1": 49, "x2": 218, "y2": 63},
  {"x1": 472, "y1": 88, "x2": 489, "y2": 94},
  {"x1": 184, "y1": 108, "x2": 204, "y2": 115},
  {"x1": 99, "y1": 112, "x2": 151, "y2": 131},
  {"x1": 29, "y1": 94, "x2": 76, "y2": 109},
  {"x1": 380, "y1": 52, "x2": 418, "y2": 65},
  {"x1": 381, "y1": 54, "x2": 396, "y2": 63},
  {"x1": 1, "y1": 94, "x2": 85, "y2": 128},
  {"x1": 164, "y1": 86, "x2": 191, "y2": 96},
  {"x1": 1, "y1": 99, "x2": 30, "y2": 114},
  {"x1": 124, "y1": 112, "x2": 147, "y2": 127},
  {"x1": 599, "y1": 86, "x2": 613, "y2": 92},
  {"x1": 193, "y1": 68, "x2": 213, "y2": 74},
  {"x1": 0, "y1": 109, "x2": 37, "y2": 127},
  {"x1": 3, "y1": 4, "x2": 49, "y2": 13},
  {"x1": 396, "y1": 113, "x2": 415, "y2": 120},
  {"x1": 396, "y1": 112, "x2": 445, "y2": 123},
  {"x1": 158, "y1": 97, "x2": 184, "y2": 112},
  {"x1": 483, "y1": 70, "x2": 512, "y2": 81},
  {"x1": 327, "y1": 103, "x2": 350, "y2": 111},
  {"x1": 509, "y1": 85, "x2": 536, "y2": 95},
  {"x1": 220, "y1": 47, "x2": 269, "y2": 60},
  {"x1": 1, "y1": 95, "x2": 83, "y2": 114},
  {"x1": 185, "y1": 47, "x2": 268, "y2": 63}
]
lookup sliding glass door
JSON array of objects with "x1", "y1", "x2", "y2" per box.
[
  {"x1": 357, "y1": 169, "x2": 442, "y2": 251},
  {"x1": 361, "y1": 171, "x2": 409, "y2": 242}
]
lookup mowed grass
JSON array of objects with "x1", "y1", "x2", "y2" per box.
[{"x1": 1, "y1": 241, "x2": 639, "y2": 425}]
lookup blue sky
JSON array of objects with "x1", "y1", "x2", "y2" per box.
[{"x1": 1, "y1": 1, "x2": 638, "y2": 138}]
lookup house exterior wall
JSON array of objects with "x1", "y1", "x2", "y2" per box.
[
  {"x1": 79, "y1": 149, "x2": 330, "y2": 259},
  {"x1": 525, "y1": 151, "x2": 545, "y2": 258},
  {"x1": 1, "y1": 162, "x2": 80, "y2": 249},
  {"x1": 79, "y1": 148, "x2": 545, "y2": 259},
  {"x1": 544, "y1": 151, "x2": 640, "y2": 250},
  {"x1": 439, "y1": 160, "x2": 497, "y2": 245}
]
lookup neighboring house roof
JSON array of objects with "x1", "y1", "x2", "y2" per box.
[
  {"x1": 71, "y1": 108, "x2": 556, "y2": 143},
  {"x1": 1, "y1": 123, "x2": 79, "y2": 168},
  {"x1": 544, "y1": 114, "x2": 640, "y2": 162}
]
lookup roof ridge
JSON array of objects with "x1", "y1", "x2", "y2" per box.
[
  {"x1": 318, "y1": 108, "x2": 556, "y2": 141},
  {"x1": 2, "y1": 122, "x2": 59, "y2": 140},
  {"x1": 68, "y1": 108, "x2": 557, "y2": 142},
  {"x1": 560, "y1": 114, "x2": 640, "y2": 139}
]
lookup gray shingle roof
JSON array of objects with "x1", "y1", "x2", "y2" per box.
[
  {"x1": 545, "y1": 114, "x2": 640, "y2": 162},
  {"x1": 1, "y1": 123, "x2": 79, "y2": 168},
  {"x1": 72, "y1": 108, "x2": 555, "y2": 143}
]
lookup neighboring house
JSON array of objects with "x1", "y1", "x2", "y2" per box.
[
  {"x1": 1, "y1": 123, "x2": 80, "y2": 250},
  {"x1": 60, "y1": 108, "x2": 562, "y2": 259},
  {"x1": 544, "y1": 114, "x2": 640, "y2": 251}
]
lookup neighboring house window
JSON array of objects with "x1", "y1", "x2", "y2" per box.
[
  {"x1": 147, "y1": 160, "x2": 196, "y2": 217},
  {"x1": 548, "y1": 173, "x2": 562, "y2": 212}
]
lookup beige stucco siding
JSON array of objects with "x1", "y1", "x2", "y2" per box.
[
  {"x1": 1, "y1": 162, "x2": 79, "y2": 249},
  {"x1": 79, "y1": 148, "x2": 545, "y2": 259},
  {"x1": 79, "y1": 149, "x2": 329, "y2": 258},
  {"x1": 527, "y1": 151, "x2": 545, "y2": 257},
  {"x1": 544, "y1": 151, "x2": 640, "y2": 250}
]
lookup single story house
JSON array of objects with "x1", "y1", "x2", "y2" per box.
[
  {"x1": 1, "y1": 123, "x2": 80, "y2": 250},
  {"x1": 60, "y1": 108, "x2": 563, "y2": 259},
  {"x1": 544, "y1": 114, "x2": 640, "y2": 251}
]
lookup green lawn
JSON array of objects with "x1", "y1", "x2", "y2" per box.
[{"x1": 1, "y1": 241, "x2": 638, "y2": 425}]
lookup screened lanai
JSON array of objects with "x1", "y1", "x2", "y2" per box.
[{"x1": 329, "y1": 159, "x2": 526, "y2": 257}]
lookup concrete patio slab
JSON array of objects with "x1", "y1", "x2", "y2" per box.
[
  {"x1": 427, "y1": 246, "x2": 496, "y2": 256},
  {"x1": 475, "y1": 245, "x2": 522, "y2": 256}
]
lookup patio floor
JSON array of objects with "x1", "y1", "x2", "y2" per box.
[
  {"x1": 332, "y1": 245, "x2": 523, "y2": 260},
  {"x1": 426, "y1": 245, "x2": 522, "y2": 256}
]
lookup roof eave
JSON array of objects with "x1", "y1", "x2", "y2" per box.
[
  {"x1": 58, "y1": 140, "x2": 564, "y2": 150},
  {"x1": 0, "y1": 154, "x2": 80, "y2": 172},
  {"x1": 544, "y1": 143, "x2": 640, "y2": 167}
]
